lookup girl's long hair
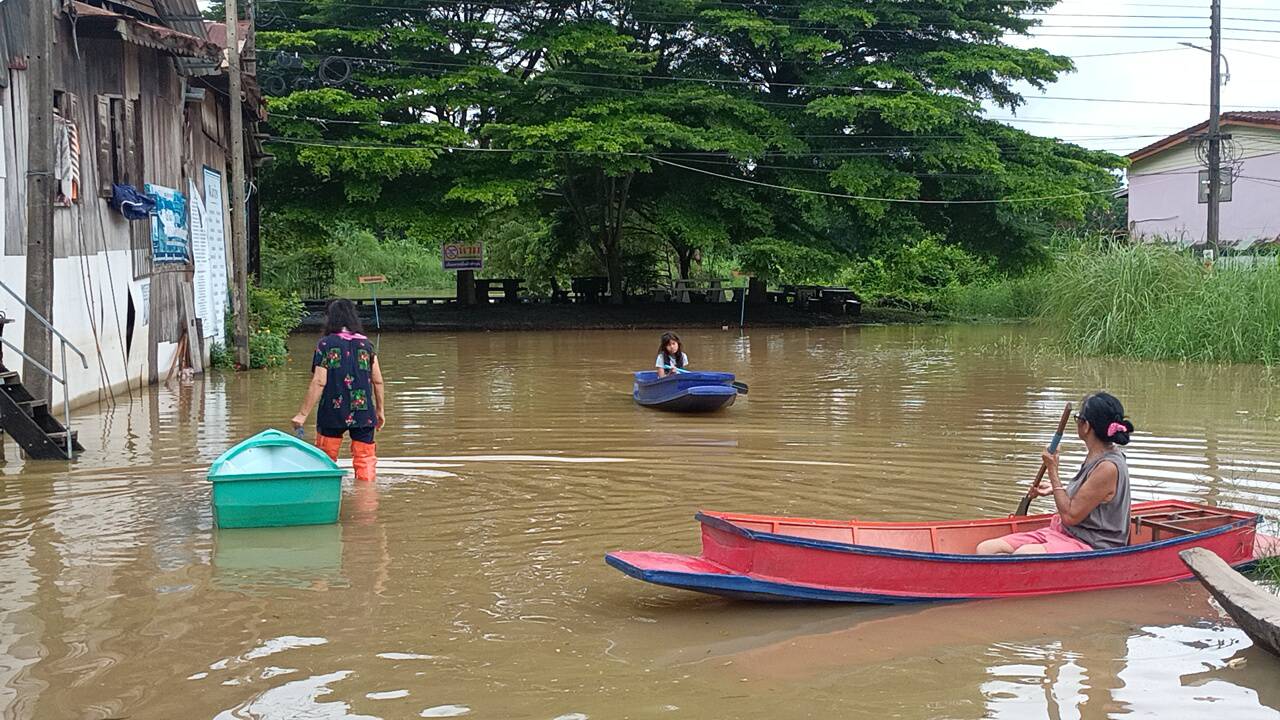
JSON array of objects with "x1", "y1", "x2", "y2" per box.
[
  {"x1": 323, "y1": 298, "x2": 365, "y2": 335},
  {"x1": 658, "y1": 331, "x2": 684, "y2": 369}
]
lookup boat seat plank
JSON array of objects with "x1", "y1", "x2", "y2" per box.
[{"x1": 1135, "y1": 517, "x2": 1200, "y2": 541}]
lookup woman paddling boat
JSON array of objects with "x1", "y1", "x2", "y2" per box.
[{"x1": 977, "y1": 392, "x2": 1135, "y2": 555}]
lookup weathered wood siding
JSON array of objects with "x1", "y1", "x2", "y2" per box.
[{"x1": 1, "y1": 0, "x2": 243, "y2": 404}]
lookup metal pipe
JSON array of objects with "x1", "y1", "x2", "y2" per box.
[{"x1": 61, "y1": 342, "x2": 71, "y2": 458}]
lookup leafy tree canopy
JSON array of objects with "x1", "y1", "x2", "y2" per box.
[{"x1": 254, "y1": 0, "x2": 1125, "y2": 297}]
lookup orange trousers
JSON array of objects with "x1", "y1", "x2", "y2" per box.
[{"x1": 314, "y1": 434, "x2": 377, "y2": 482}]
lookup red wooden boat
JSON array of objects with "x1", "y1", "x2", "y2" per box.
[{"x1": 605, "y1": 500, "x2": 1266, "y2": 603}]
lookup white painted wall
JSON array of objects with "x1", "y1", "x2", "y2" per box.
[{"x1": 1, "y1": 250, "x2": 151, "y2": 410}]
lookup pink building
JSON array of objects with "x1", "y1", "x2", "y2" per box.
[{"x1": 1127, "y1": 111, "x2": 1280, "y2": 250}]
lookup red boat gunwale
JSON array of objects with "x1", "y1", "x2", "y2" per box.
[{"x1": 694, "y1": 500, "x2": 1259, "y2": 563}]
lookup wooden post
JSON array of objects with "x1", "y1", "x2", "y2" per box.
[
  {"x1": 456, "y1": 269, "x2": 477, "y2": 306},
  {"x1": 23, "y1": 0, "x2": 56, "y2": 402},
  {"x1": 225, "y1": 0, "x2": 252, "y2": 368}
]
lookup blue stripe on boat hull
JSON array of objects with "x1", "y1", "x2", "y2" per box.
[
  {"x1": 633, "y1": 390, "x2": 737, "y2": 412},
  {"x1": 603, "y1": 553, "x2": 943, "y2": 604}
]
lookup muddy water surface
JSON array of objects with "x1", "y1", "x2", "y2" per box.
[{"x1": 2, "y1": 325, "x2": 1279, "y2": 719}]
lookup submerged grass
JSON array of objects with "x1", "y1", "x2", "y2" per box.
[
  {"x1": 1038, "y1": 244, "x2": 1280, "y2": 366},
  {"x1": 1250, "y1": 554, "x2": 1280, "y2": 587}
]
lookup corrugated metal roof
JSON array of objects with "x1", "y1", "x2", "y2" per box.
[
  {"x1": 1128, "y1": 111, "x2": 1280, "y2": 163},
  {"x1": 70, "y1": 1, "x2": 222, "y2": 60}
]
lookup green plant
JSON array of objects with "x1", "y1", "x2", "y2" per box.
[
  {"x1": 1251, "y1": 554, "x2": 1280, "y2": 586},
  {"x1": 218, "y1": 285, "x2": 305, "y2": 369},
  {"x1": 1039, "y1": 243, "x2": 1280, "y2": 365},
  {"x1": 949, "y1": 275, "x2": 1045, "y2": 319},
  {"x1": 840, "y1": 234, "x2": 991, "y2": 312},
  {"x1": 249, "y1": 331, "x2": 290, "y2": 369},
  {"x1": 249, "y1": 286, "x2": 305, "y2": 336},
  {"x1": 209, "y1": 341, "x2": 233, "y2": 370}
]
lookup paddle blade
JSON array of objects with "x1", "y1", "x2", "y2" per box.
[{"x1": 1014, "y1": 494, "x2": 1032, "y2": 516}]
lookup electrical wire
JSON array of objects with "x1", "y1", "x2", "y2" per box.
[
  {"x1": 257, "y1": 51, "x2": 1277, "y2": 109},
  {"x1": 647, "y1": 155, "x2": 1121, "y2": 203},
  {"x1": 265, "y1": 136, "x2": 1123, "y2": 203}
]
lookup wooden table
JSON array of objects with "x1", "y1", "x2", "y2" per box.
[
  {"x1": 571, "y1": 276, "x2": 609, "y2": 304},
  {"x1": 476, "y1": 278, "x2": 526, "y2": 304},
  {"x1": 672, "y1": 278, "x2": 729, "y2": 303}
]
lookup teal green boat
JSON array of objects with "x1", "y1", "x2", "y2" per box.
[{"x1": 208, "y1": 429, "x2": 346, "y2": 528}]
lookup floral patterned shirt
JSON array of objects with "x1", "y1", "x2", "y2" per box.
[{"x1": 312, "y1": 333, "x2": 377, "y2": 430}]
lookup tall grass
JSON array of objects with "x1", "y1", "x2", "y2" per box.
[
  {"x1": 948, "y1": 275, "x2": 1044, "y2": 320},
  {"x1": 1039, "y1": 244, "x2": 1280, "y2": 365},
  {"x1": 1254, "y1": 554, "x2": 1280, "y2": 586},
  {"x1": 262, "y1": 226, "x2": 457, "y2": 298}
]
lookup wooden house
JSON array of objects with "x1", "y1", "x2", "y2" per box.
[{"x1": 0, "y1": 0, "x2": 265, "y2": 412}]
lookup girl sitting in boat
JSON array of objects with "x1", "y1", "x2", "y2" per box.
[
  {"x1": 977, "y1": 392, "x2": 1135, "y2": 555},
  {"x1": 655, "y1": 332, "x2": 689, "y2": 378},
  {"x1": 291, "y1": 298, "x2": 386, "y2": 481}
]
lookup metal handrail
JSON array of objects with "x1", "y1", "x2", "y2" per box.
[
  {"x1": 0, "y1": 281, "x2": 90, "y2": 459},
  {"x1": 0, "y1": 338, "x2": 65, "y2": 384},
  {"x1": 0, "y1": 280, "x2": 87, "y2": 364}
]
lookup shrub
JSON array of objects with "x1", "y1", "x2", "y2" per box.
[
  {"x1": 949, "y1": 275, "x2": 1044, "y2": 319},
  {"x1": 212, "y1": 285, "x2": 304, "y2": 369},
  {"x1": 840, "y1": 234, "x2": 991, "y2": 312}
]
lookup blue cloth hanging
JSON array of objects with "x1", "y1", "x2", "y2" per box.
[{"x1": 109, "y1": 183, "x2": 155, "y2": 220}]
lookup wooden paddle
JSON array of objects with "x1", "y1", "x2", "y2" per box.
[
  {"x1": 1013, "y1": 402, "x2": 1073, "y2": 516},
  {"x1": 664, "y1": 365, "x2": 749, "y2": 394}
]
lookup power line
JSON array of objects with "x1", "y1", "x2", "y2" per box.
[
  {"x1": 267, "y1": 113, "x2": 1167, "y2": 142},
  {"x1": 1071, "y1": 47, "x2": 1189, "y2": 58},
  {"x1": 260, "y1": 51, "x2": 1278, "y2": 109},
  {"x1": 647, "y1": 156, "x2": 1120, "y2": 204},
  {"x1": 264, "y1": 135, "x2": 1123, "y2": 203},
  {"x1": 1232, "y1": 48, "x2": 1280, "y2": 61}
]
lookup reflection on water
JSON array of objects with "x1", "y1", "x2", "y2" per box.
[{"x1": 0, "y1": 326, "x2": 1278, "y2": 719}]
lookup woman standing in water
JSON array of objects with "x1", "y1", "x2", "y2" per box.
[
  {"x1": 292, "y1": 299, "x2": 386, "y2": 481},
  {"x1": 977, "y1": 392, "x2": 1135, "y2": 554}
]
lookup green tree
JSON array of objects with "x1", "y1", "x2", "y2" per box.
[{"x1": 254, "y1": 0, "x2": 1124, "y2": 297}]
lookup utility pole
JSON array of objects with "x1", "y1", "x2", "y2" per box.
[
  {"x1": 1206, "y1": 0, "x2": 1222, "y2": 258},
  {"x1": 225, "y1": 0, "x2": 252, "y2": 368},
  {"x1": 23, "y1": 0, "x2": 56, "y2": 401}
]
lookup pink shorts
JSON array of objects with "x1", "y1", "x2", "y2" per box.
[{"x1": 1000, "y1": 517, "x2": 1092, "y2": 553}]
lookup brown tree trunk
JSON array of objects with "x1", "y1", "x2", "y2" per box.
[
  {"x1": 605, "y1": 238, "x2": 624, "y2": 304},
  {"x1": 678, "y1": 249, "x2": 693, "y2": 280}
]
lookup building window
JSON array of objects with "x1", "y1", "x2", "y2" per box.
[{"x1": 95, "y1": 94, "x2": 141, "y2": 196}]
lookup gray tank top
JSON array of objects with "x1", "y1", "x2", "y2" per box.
[{"x1": 1062, "y1": 448, "x2": 1131, "y2": 549}]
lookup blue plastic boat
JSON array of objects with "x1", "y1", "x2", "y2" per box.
[{"x1": 633, "y1": 371, "x2": 738, "y2": 412}]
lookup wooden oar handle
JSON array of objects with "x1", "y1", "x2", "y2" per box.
[{"x1": 1014, "y1": 402, "x2": 1073, "y2": 515}]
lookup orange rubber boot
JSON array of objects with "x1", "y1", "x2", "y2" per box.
[
  {"x1": 351, "y1": 440, "x2": 378, "y2": 482},
  {"x1": 314, "y1": 434, "x2": 342, "y2": 462}
]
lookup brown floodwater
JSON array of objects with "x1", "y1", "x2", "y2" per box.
[{"x1": 2, "y1": 325, "x2": 1279, "y2": 720}]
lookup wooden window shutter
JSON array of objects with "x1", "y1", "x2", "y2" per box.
[
  {"x1": 124, "y1": 99, "x2": 139, "y2": 186},
  {"x1": 110, "y1": 98, "x2": 125, "y2": 187},
  {"x1": 95, "y1": 95, "x2": 113, "y2": 197}
]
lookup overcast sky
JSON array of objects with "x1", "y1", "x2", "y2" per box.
[{"x1": 994, "y1": 0, "x2": 1279, "y2": 156}]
